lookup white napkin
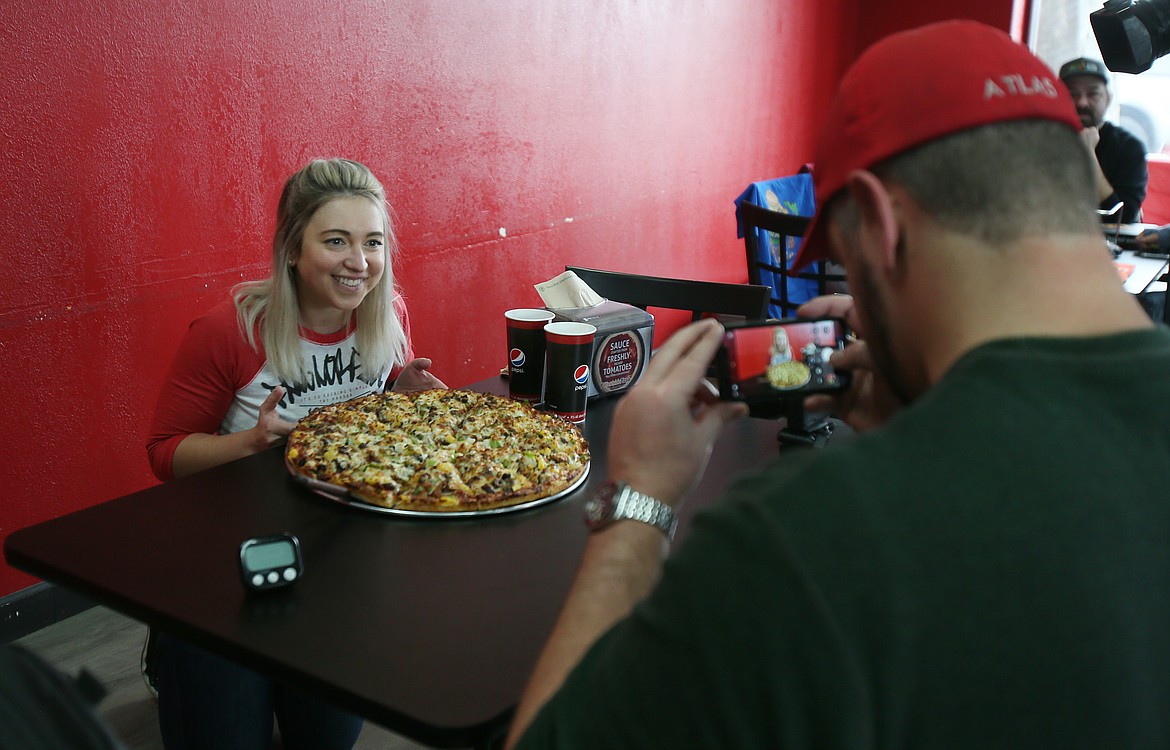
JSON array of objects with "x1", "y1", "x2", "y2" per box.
[{"x1": 534, "y1": 270, "x2": 605, "y2": 309}]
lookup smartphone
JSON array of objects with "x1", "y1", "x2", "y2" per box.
[{"x1": 715, "y1": 317, "x2": 852, "y2": 404}]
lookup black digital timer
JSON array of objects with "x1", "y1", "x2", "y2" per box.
[{"x1": 239, "y1": 533, "x2": 304, "y2": 591}]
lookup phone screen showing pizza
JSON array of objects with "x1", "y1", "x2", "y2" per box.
[{"x1": 720, "y1": 319, "x2": 849, "y2": 401}]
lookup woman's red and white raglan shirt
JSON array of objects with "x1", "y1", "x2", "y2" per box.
[{"x1": 147, "y1": 298, "x2": 413, "y2": 481}]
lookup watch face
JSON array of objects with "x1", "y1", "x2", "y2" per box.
[
  {"x1": 584, "y1": 484, "x2": 618, "y2": 527},
  {"x1": 584, "y1": 497, "x2": 608, "y2": 525}
]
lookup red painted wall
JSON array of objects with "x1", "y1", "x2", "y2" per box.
[
  {"x1": 854, "y1": 1, "x2": 1019, "y2": 51},
  {"x1": 1143, "y1": 155, "x2": 1170, "y2": 224},
  {"x1": 2, "y1": 0, "x2": 1021, "y2": 599},
  {"x1": 0, "y1": 0, "x2": 853, "y2": 597}
]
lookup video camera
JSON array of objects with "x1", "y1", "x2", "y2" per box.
[{"x1": 1092, "y1": 0, "x2": 1170, "y2": 73}]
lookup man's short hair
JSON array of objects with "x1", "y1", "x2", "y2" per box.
[{"x1": 828, "y1": 119, "x2": 1099, "y2": 248}]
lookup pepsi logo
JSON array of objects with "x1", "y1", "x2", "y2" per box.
[
  {"x1": 573, "y1": 365, "x2": 590, "y2": 384},
  {"x1": 510, "y1": 348, "x2": 525, "y2": 367}
]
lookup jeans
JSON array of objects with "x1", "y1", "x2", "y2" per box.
[{"x1": 154, "y1": 633, "x2": 363, "y2": 750}]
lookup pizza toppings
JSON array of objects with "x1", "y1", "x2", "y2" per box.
[{"x1": 285, "y1": 389, "x2": 590, "y2": 512}]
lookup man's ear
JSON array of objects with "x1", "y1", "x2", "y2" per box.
[{"x1": 842, "y1": 170, "x2": 900, "y2": 272}]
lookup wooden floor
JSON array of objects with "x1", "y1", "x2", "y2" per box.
[{"x1": 14, "y1": 606, "x2": 429, "y2": 750}]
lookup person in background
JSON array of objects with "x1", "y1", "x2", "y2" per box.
[
  {"x1": 1136, "y1": 224, "x2": 1170, "y2": 253},
  {"x1": 1059, "y1": 56, "x2": 1148, "y2": 224},
  {"x1": 506, "y1": 21, "x2": 1170, "y2": 748},
  {"x1": 147, "y1": 158, "x2": 444, "y2": 750}
]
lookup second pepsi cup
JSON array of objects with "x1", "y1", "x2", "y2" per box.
[
  {"x1": 505, "y1": 309, "x2": 556, "y2": 402},
  {"x1": 543, "y1": 321, "x2": 596, "y2": 423}
]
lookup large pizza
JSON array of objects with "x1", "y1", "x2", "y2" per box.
[{"x1": 285, "y1": 389, "x2": 590, "y2": 513}]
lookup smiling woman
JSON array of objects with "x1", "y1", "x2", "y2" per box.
[
  {"x1": 236, "y1": 159, "x2": 407, "y2": 388},
  {"x1": 291, "y1": 195, "x2": 388, "y2": 333},
  {"x1": 142, "y1": 158, "x2": 448, "y2": 750},
  {"x1": 147, "y1": 158, "x2": 445, "y2": 485}
]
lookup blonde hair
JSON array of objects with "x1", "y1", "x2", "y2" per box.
[{"x1": 233, "y1": 158, "x2": 408, "y2": 385}]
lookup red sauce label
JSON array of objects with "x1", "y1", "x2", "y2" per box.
[{"x1": 593, "y1": 331, "x2": 645, "y2": 394}]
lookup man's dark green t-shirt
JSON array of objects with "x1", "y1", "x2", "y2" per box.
[{"x1": 518, "y1": 329, "x2": 1170, "y2": 748}]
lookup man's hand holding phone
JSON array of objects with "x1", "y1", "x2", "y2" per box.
[
  {"x1": 608, "y1": 319, "x2": 749, "y2": 508},
  {"x1": 796, "y1": 295, "x2": 902, "y2": 433}
]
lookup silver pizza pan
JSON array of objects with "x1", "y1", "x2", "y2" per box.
[{"x1": 286, "y1": 455, "x2": 589, "y2": 519}]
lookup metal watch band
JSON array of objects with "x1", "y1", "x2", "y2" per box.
[{"x1": 587, "y1": 481, "x2": 677, "y2": 541}]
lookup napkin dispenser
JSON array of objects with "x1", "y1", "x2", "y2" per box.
[{"x1": 551, "y1": 300, "x2": 654, "y2": 399}]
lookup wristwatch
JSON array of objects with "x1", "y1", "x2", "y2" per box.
[{"x1": 584, "y1": 481, "x2": 677, "y2": 541}]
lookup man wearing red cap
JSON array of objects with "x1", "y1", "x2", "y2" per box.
[
  {"x1": 508, "y1": 21, "x2": 1170, "y2": 749},
  {"x1": 1058, "y1": 56, "x2": 1148, "y2": 224}
]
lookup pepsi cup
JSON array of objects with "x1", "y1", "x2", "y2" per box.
[
  {"x1": 505, "y1": 309, "x2": 556, "y2": 402},
  {"x1": 543, "y1": 321, "x2": 596, "y2": 423}
]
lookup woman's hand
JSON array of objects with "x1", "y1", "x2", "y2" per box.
[
  {"x1": 797, "y1": 295, "x2": 901, "y2": 433},
  {"x1": 392, "y1": 358, "x2": 448, "y2": 393},
  {"x1": 172, "y1": 387, "x2": 294, "y2": 479},
  {"x1": 250, "y1": 386, "x2": 296, "y2": 451}
]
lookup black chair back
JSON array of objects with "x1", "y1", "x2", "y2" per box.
[
  {"x1": 564, "y1": 266, "x2": 770, "y2": 322},
  {"x1": 738, "y1": 202, "x2": 847, "y2": 318}
]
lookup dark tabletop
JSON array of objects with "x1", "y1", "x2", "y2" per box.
[{"x1": 5, "y1": 377, "x2": 837, "y2": 748}]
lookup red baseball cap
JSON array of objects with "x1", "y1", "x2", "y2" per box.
[{"x1": 793, "y1": 20, "x2": 1082, "y2": 270}]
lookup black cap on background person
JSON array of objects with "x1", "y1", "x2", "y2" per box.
[{"x1": 1059, "y1": 56, "x2": 1110, "y2": 85}]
